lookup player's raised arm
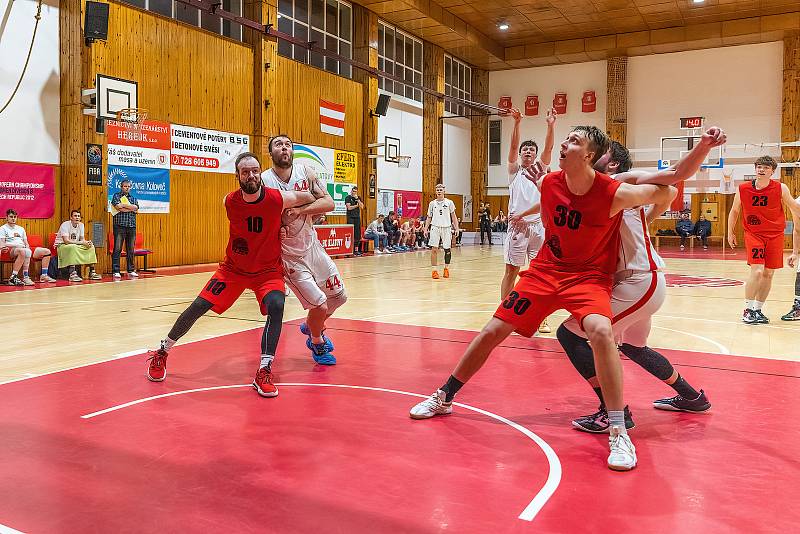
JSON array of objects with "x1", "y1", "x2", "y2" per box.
[
  {"x1": 506, "y1": 108, "x2": 522, "y2": 177},
  {"x1": 521, "y1": 160, "x2": 548, "y2": 189},
  {"x1": 727, "y1": 189, "x2": 742, "y2": 248},
  {"x1": 291, "y1": 165, "x2": 335, "y2": 215},
  {"x1": 644, "y1": 186, "x2": 678, "y2": 224},
  {"x1": 539, "y1": 108, "x2": 557, "y2": 167},
  {"x1": 280, "y1": 190, "x2": 317, "y2": 210},
  {"x1": 611, "y1": 182, "x2": 672, "y2": 216},
  {"x1": 624, "y1": 127, "x2": 727, "y2": 186}
]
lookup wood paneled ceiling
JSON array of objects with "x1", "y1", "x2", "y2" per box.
[{"x1": 354, "y1": 0, "x2": 800, "y2": 69}]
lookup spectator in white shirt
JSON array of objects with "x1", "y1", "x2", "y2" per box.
[
  {"x1": 55, "y1": 210, "x2": 101, "y2": 282},
  {"x1": 364, "y1": 215, "x2": 390, "y2": 254},
  {"x1": 0, "y1": 209, "x2": 55, "y2": 286}
]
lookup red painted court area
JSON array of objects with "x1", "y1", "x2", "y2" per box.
[{"x1": 1, "y1": 319, "x2": 799, "y2": 533}]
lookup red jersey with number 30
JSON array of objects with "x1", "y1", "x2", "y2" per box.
[
  {"x1": 739, "y1": 180, "x2": 785, "y2": 238},
  {"x1": 222, "y1": 187, "x2": 284, "y2": 277},
  {"x1": 527, "y1": 170, "x2": 622, "y2": 278}
]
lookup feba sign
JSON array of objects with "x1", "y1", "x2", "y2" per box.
[
  {"x1": 293, "y1": 144, "x2": 358, "y2": 215},
  {"x1": 314, "y1": 224, "x2": 354, "y2": 257},
  {"x1": 170, "y1": 124, "x2": 249, "y2": 173}
]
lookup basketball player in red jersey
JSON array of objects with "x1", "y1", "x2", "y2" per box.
[
  {"x1": 143, "y1": 152, "x2": 319, "y2": 398},
  {"x1": 410, "y1": 126, "x2": 673, "y2": 471},
  {"x1": 727, "y1": 156, "x2": 800, "y2": 324}
]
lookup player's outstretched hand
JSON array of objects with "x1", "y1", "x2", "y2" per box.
[
  {"x1": 789, "y1": 253, "x2": 798, "y2": 269},
  {"x1": 500, "y1": 107, "x2": 521, "y2": 121},
  {"x1": 727, "y1": 232, "x2": 737, "y2": 249},
  {"x1": 546, "y1": 108, "x2": 557, "y2": 125},
  {"x1": 701, "y1": 127, "x2": 726, "y2": 148},
  {"x1": 522, "y1": 160, "x2": 547, "y2": 183},
  {"x1": 508, "y1": 213, "x2": 526, "y2": 234}
]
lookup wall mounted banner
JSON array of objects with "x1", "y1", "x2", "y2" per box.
[
  {"x1": 0, "y1": 162, "x2": 55, "y2": 218},
  {"x1": 394, "y1": 190, "x2": 422, "y2": 219},
  {"x1": 553, "y1": 92, "x2": 567, "y2": 114},
  {"x1": 293, "y1": 143, "x2": 359, "y2": 215},
  {"x1": 314, "y1": 224, "x2": 354, "y2": 257},
  {"x1": 377, "y1": 189, "x2": 394, "y2": 217},
  {"x1": 582, "y1": 90, "x2": 597, "y2": 112},
  {"x1": 107, "y1": 119, "x2": 171, "y2": 213},
  {"x1": 170, "y1": 124, "x2": 249, "y2": 173},
  {"x1": 524, "y1": 95, "x2": 539, "y2": 116}
]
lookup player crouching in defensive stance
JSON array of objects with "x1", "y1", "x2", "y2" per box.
[
  {"x1": 144, "y1": 152, "x2": 319, "y2": 398},
  {"x1": 423, "y1": 184, "x2": 459, "y2": 279},
  {"x1": 410, "y1": 126, "x2": 674, "y2": 471}
]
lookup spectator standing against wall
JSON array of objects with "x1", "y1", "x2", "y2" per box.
[
  {"x1": 55, "y1": 209, "x2": 102, "y2": 281},
  {"x1": 110, "y1": 179, "x2": 140, "y2": 278},
  {"x1": 344, "y1": 186, "x2": 364, "y2": 256},
  {"x1": 478, "y1": 202, "x2": 492, "y2": 245}
]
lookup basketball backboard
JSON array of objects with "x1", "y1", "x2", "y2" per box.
[
  {"x1": 659, "y1": 135, "x2": 723, "y2": 170},
  {"x1": 385, "y1": 136, "x2": 400, "y2": 163},
  {"x1": 83, "y1": 74, "x2": 137, "y2": 132}
]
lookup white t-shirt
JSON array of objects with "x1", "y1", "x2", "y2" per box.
[
  {"x1": 262, "y1": 164, "x2": 321, "y2": 258},
  {"x1": 427, "y1": 198, "x2": 456, "y2": 227},
  {"x1": 0, "y1": 224, "x2": 26, "y2": 248},
  {"x1": 508, "y1": 168, "x2": 542, "y2": 224},
  {"x1": 55, "y1": 221, "x2": 85, "y2": 245}
]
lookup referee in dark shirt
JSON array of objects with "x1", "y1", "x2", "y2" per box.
[{"x1": 344, "y1": 186, "x2": 364, "y2": 256}]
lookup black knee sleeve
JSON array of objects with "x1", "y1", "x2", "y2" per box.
[
  {"x1": 444, "y1": 249, "x2": 452, "y2": 264},
  {"x1": 619, "y1": 343, "x2": 674, "y2": 381},
  {"x1": 261, "y1": 290, "x2": 286, "y2": 356},
  {"x1": 795, "y1": 272, "x2": 800, "y2": 297},
  {"x1": 556, "y1": 324, "x2": 597, "y2": 380},
  {"x1": 168, "y1": 297, "x2": 214, "y2": 341}
]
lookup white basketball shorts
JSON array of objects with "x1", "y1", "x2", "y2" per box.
[
  {"x1": 503, "y1": 221, "x2": 545, "y2": 267},
  {"x1": 282, "y1": 242, "x2": 344, "y2": 310},
  {"x1": 428, "y1": 225, "x2": 452, "y2": 249}
]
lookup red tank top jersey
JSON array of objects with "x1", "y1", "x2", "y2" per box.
[
  {"x1": 222, "y1": 187, "x2": 284, "y2": 277},
  {"x1": 528, "y1": 170, "x2": 623, "y2": 277},
  {"x1": 739, "y1": 180, "x2": 785, "y2": 237}
]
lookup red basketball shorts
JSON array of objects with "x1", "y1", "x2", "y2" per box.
[
  {"x1": 198, "y1": 265, "x2": 285, "y2": 315},
  {"x1": 493, "y1": 269, "x2": 613, "y2": 337},
  {"x1": 745, "y1": 232, "x2": 784, "y2": 270}
]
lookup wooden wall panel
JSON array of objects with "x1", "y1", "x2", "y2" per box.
[
  {"x1": 782, "y1": 31, "x2": 799, "y2": 249},
  {"x1": 469, "y1": 68, "x2": 489, "y2": 232}
]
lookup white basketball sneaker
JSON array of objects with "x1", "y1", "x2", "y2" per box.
[
  {"x1": 409, "y1": 389, "x2": 453, "y2": 420},
  {"x1": 607, "y1": 426, "x2": 637, "y2": 471}
]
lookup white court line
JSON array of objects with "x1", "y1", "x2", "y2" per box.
[
  {"x1": 80, "y1": 382, "x2": 561, "y2": 522},
  {"x1": 0, "y1": 297, "x2": 193, "y2": 307},
  {"x1": 651, "y1": 326, "x2": 730, "y2": 354},
  {"x1": 0, "y1": 524, "x2": 25, "y2": 534}
]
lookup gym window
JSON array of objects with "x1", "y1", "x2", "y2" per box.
[
  {"x1": 118, "y1": 0, "x2": 244, "y2": 42},
  {"x1": 445, "y1": 55, "x2": 471, "y2": 116},
  {"x1": 277, "y1": 0, "x2": 353, "y2": 79},
  {"x1": 489, "y1": 120, "x2": 501, "y2": 166},
  {"x1": 378, "y1": 21, "x2": 423, "y2": 103}
]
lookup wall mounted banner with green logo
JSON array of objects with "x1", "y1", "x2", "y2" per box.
[{"x1": 293, "y1": 144, "x2": 358, "y2": 215}]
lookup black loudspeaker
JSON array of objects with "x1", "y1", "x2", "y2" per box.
[
  {"x1": 373, "y1": 94, "x2": 391, "y2": 117},
  {"x1": 85, "y1": 2, "x2": 109, "y2": 45}
]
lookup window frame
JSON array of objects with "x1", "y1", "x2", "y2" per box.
[{"x1": 377, "y1": 20, "x2": 423, "y2": 103}]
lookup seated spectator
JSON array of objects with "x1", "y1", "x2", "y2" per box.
[
  {"x1": 399, "y1": 219, "x2": 415, "y2": 249},
  {"x1": 313, "y1": 214, "x2": 327, "y2": 225},
  {"x1": 0, "y1": 208, "x2": 55, "y2": 286},
  {"x1": 493, "y1": 210, "x2": 508, "y2": 232},
  {"x1": 55, "y1": 209, "x2": 101, "y2": 282},
  {"x1": 384, "y1": 211, "x2": 403, "y2": 250},
  {"x1": 675, "y1": 212, "x2": 694, "y2": 250},
  {"x1": 694, "y1": 214, "x2": 712, "y2": 250},
  {"x1": 415, "y1": 216, "x2": 427, "y2": 248},
  {"x1": 455, "y1": 217, "x2": 465, "y2": 246},
  {"x1": 365, "y1": 215, "x2": 390, "y2": 254}
]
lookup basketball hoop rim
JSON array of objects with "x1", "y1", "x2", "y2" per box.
[{"x1": 115, "y1": 107, "x2": 148, "y2": 127}]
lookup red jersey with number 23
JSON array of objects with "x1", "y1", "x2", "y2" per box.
[
  {"x1": 527, "y1": 170, "x2": 623, "y2": 280},
  {"x1": 739, "y1": 180, "x2": 785, "y2": 238},
  {"x1": 222, "y1": 187, "x2": 284, "y2": 277}
]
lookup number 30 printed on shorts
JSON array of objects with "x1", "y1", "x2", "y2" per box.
[{"x1": 501, "y1": 291, "x2": 531, "y2": 315}]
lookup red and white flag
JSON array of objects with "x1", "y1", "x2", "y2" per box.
[{"x1": 320, "y1": 99, "x2": 345, "y2": 137}]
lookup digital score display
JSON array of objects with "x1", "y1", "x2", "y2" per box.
[{"x1": 680, "y1": 116, "x2": 703, "y2": 129}]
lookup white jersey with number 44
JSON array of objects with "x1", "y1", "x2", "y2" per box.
[
  {"x1": 427, "y1": 198, "x2": 455, "y2": 227},
  {"x1": 261, "y1": 164, "x2": 320, "y2": 257}
]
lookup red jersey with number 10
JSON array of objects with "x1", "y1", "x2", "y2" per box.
[
  {"x1": 739, "y1": 180, "x2": 785, "y2": 238},
  {"x1": 528, "y1": 170, "x2": 623, "y2": 279},
  {"x1": 222, "y1": 187, "x2": 284, "y2": 277}
]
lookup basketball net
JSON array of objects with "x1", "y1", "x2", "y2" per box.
[{"x1": 115, "y1": 107, "x2": 148, "y2": 137}]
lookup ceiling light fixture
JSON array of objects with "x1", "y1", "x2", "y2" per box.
[
  {"x1": 692, "y1": 0, "x2": 704, "y2": 4},
  {"x1": 498, "y1": 23, "x2": 509, "y2": 31}
]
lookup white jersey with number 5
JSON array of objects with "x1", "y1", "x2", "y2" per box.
[
  {"x1": 261, "y1": 164, "x2": 319, "y2": 257},
  {"x1": 427, "y1": 198, "x2": 455, "y2": 227}
]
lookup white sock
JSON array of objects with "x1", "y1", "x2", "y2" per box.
[
  {"x1": 608, "y1": 410, "x2": 626, "y2": 433},
  {"x1": 753, "y1": 300, "x2": 764, "y2": 311},
  {"x1": 745, "y1": 299, "x2": 754, "y2": 310},
  {"x1": 160, "y1": 337, "x2": 176, "y2": 351},
  {"x1": 260, "y1": 354, "x2": 274, "y2": 369}
]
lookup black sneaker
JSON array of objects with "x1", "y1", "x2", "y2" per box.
[
  {"x1": 572, "y1": 405, "x2": 635, "y2": 433},
  {"x1": 653, "y1": 389, "x2": 711, "y2": 412},
  {"x1": 7, "y1": 274, "x2": 23, "y2": 286},
  {"x1": 781, "y1": 303, "x2": 800, "y2": 321},
  {"x1": 753, "y1": 310, "x2": 770, "y2": 324},
  {"x1": 742, "y1": 309, "x2": 758, "y2": 324}
]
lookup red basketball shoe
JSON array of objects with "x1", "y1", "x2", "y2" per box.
[
  {"x1": 146, "y1": 349, "x2": 169, "y2": 382},
  {"x1": 253, "y1": 367, "x2": 278, "y2": 397}
]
